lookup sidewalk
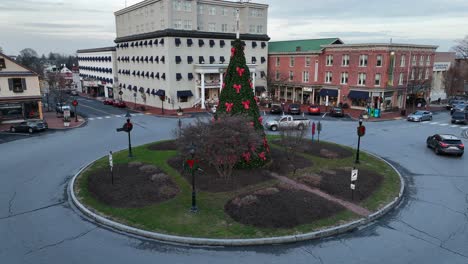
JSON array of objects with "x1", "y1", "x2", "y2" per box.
[{"x1": 0, "y1": 111, "x2": 86, "y2": 132}]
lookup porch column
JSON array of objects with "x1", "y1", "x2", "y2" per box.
[
  {"x1": 301, "y1": 88, "x2": 304, "y2": 104},
  {"x1": 219, "y1": 72, "x2": 223, "y2": 92},
  {"x1": 201, "y1": 73, "x2": 206, "y2": 109},
  {"x1": 252, "y1": 72, "x2": 256, "y2": 90},
  {"x1": 312, "y1": 89, "x2": 315, "y2": 104},
  {"x1": 292, "y1": 88, "x2": 296, "y2": 103},
  {"x1": 337, "y1": 89, "x2": 341, "y2": 104},
  {"x1": 38, "y1": 101, "x2": 43, "y2": 120}
]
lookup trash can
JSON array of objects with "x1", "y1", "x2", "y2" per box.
[
  {"x1": 268, "y1": 103, "x2": 272, "y2": 108},
  {"x1": 370, "y1": 108, "x2": 375, "y2": 117},
  {"x1": 374, "y1": 108, "x2": 381, "y2": 118}
]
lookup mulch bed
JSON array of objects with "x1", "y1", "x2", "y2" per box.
[
  {"x1": 272, "y1": 139, "x2": 353, "y2": 159},
  {"x1": 298, "y1": 168, "x2": 383, "y2": 202},
  {"x1": 87, "y1": 162, "x2": 179, "y2": 208},
  {"x1": 167, "y1": 147, "x2": 313, "y2": 193},
  {"x1": 147, "y1": 140, "x2": 178, "y2": 151},
  {"x1": 225, "y1": 185, "x2": 345, "y2": 228}
]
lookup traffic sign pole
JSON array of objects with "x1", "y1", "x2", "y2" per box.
[{"x1": 109, "y1": 151, "x2": 114, "y2": 185}]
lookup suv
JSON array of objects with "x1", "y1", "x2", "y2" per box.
[
  {"x1": 10, "y1": 120, "x2": 48, "y2": 134},
  {"x1": 426, "y1": 134, "x2": 464, "y2": 157},
  {"x1": 451, "y1": 111, "x2": 467, "y2": 124}
]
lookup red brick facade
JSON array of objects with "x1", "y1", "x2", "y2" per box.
[{"x1": 269, "y1": 43, "x2": 437, "y2": 110}]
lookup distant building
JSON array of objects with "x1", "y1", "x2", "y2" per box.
[
  {"x1": 431, "y1": 52, "x2": 456, "y2": 100},
  {"x1": 0, "y1": 52, "x2": 43, "y2": 123},
  {"x1": 268, "y1": 39, "x2": 438, "y2": 110},
  {"x1": 114, "y1": 0, "x2": 269, "y2": 110},
  {"x1": 77, "y1": 47, "x2": 117, "y2": 98}
]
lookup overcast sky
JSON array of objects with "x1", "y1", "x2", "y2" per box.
[{"x1": 1, "y1": 0, "x2": 467, "y2": 56}]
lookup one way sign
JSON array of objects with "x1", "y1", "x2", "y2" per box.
[{"x1": 351, "y1": 169, "x2": 358, "y2": 182}]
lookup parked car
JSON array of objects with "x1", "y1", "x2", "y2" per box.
[
  {"x1": 329, "y1": 107, "x2": 345, "y2": 117},
  {"x1": 446, "y1": 99, "x2": 465, "y2": 110},
  {"x1": 287, "y1": 104, "x2": 301, "y2": 115},
  {"x1": 407, "y1": 111, "x2": 432, "y2": 122},
  {"x1": 113, "y1": 101, "x2": 127, "y2": 108},
  {"x1": 270, "y1": 104, "x2": 283, "y2": 115},
  {"x1": 103, "y1": 98, "x2": 115, "y2": 105},
  {"x1": 55, "y1": 103, "x2": 75, "y2": 117},
  {"x1": 451, "y1": 111, "x2": 468, "y2": 124},
  {"x1": 307, "y1": 105, "x2": 321, "y2": 115},
  {"x1": 10, "y1": 120, "x2": 48, "y2": 134},
  {"x1": 71, "y1": 90, "x2": 78, "y2": 96},
  {"x1": 426, "y1": 134, "x2": 464, "y2": 157},
  {"x1": 450, "y1": 103, "x2": 466, "y2": 115},
  {"x1": 265, "y1": 115, "x2": 310, "y2": 131}
]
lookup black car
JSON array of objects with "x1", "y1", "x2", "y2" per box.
[
  {"x1": 288, "y1": 104, "x2": 301, "y2": 115},
  {"x1": 451, "y1": 111, "x2": 467, "y2": 124},
  {"x1": 10, "y1": 120, "x2": 48, "y2": 134},
  {"x1": 329, "y1": 107, "x2": 345, "y2": 117},
  {"x1": 270, "y1": 104, "x2": 282, "y2": 115},
  {"x1": 426, "y1": 134, "x2": 464, "y2": 157}
]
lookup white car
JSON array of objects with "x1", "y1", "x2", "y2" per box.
[{"x1": 407, "y1": 111, "x2": 432, "y2": 122}]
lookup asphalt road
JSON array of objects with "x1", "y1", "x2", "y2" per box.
[{"x1": 1, "y1": 109, "x2": 467, "y2": 264}]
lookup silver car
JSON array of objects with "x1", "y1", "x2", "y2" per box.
[{"x1": 407, "y1": 111, "x2": 432, "y2": 122}]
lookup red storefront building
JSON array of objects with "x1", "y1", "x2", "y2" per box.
[{"x1": 268, "y1": 38, "x2": 437, "y2": 111}]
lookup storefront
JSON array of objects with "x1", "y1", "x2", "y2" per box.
[
  {"x1": 0, "y1": 98, "x2": 42, "y2": 123},
  {"x1": 348, "y1": 90, "x2": 370, "y2": 109},
  {"x1": 319, "y1": 88, "x2": 339, "y2": 106}
]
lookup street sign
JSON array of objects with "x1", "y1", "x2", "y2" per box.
[
  {"x1": 64, "y1": 110, "x2": 70, "y2": 118},
  {"x1": 350, "y1": 184, "x2": 356, "y2": 190},
  {"x1": 357, "y1": 125, "x2": 366, "y2": 137},
  {"x1": 317, "y1": 121, "x2": 322, "y2": 132},
  {"x1": 351, "y1": 169, "x2": 358, "y2": 181},
  {"x1": 72, "y1": 100, "x2": 78, "y2": 107}
]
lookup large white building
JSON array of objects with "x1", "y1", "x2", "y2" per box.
[
  {"x1": 431, "y1": 52, "x2": 456, "y2": 101},
  {"x1": 77, "y1": 47, "x2": 117, "y2": 98},
  {"x1": 114, "y1": 0, "x2": 269, "y2": 110}
]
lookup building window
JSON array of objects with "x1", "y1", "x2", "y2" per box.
[
  {"x1": 290, "y1": 57, "x2": 295, "y2": 67},
  {"x1": 198, "y1": 4, "x2": 204, "y2": 14},
  {"x1": 221, "y1": 24, "x2": 228, "y2": 32},
  {"x1": 375, "y1": 73, "x2": 381, "y2": 86},
  {"x1": 400, "y1": 55, "x2": 406, "y2": 67},
  {"x1": 173, "y1": 0, "x2": 181, "y2": 11},
  {"x1": 221, "y1": 7, "x2": 228, "y2": 16},
  {"x1": 418, "y1": 69, "x2": 423, "y2": 80},
  {"x1": 376, "y1": 55, "x2": 383, "y2": 67},
  {"x1": 326, "y1": 55, "x2": 333, "y2": 66},
  {"x1": 340, "y1": 72, "x2": 348, "y2": 84},
  {"x1": 399, "y1": 73, "x2": 404, "y2": 85},
  {"x1": 256, "y1": 25, "x2": 263, "y2": 33},
  {"x1": 411, "y1": 69, "x2": 415, "y2": 80},
  {"x1": 426, "y1": 55, "x2": 431, "y2": 66},
  {"x1": 425, "y1": 68, "x2": 430, "y2": 79},
  {"x1": 412, "y1": 55, "x2": 417, "y2": 66},
  {"x1": 275, "y1": 70, "x2": 280, "y2": 81},
  {"x1": 183, "y1": 1, "x2": 192, "y2": 12},
  {"x1": 303, "y1": 71, "x2": 309, "y2": 83},
  {"x1": 325, "y1": 72, "x2": 332, "y2": 83},
  {"x1": 305, "y1": 57, "x2": 311, "y2": 67},
  {"x1": 249, "y1": 25, "x2": 255, "y2": 33},
  {"x1": 208, "y1": 23, "x2": 216, "y2": 32},
  {"x1": 359, "y1": 55, "x2": 368, "y2": 67},
  {"x1": 419, "y1": 55, "x2": 424, "y2": 66},
  {"x1": 173, "y1": 19, "x2": 182, "y2": 29},
  {"x1": 160, "y1": 18, "x2": 165, "y2": 28},
  {"x1": 179, "y1": 96, "x2": 188, "y2": 103},
  {"x1": 342, "y1": 54, "x2": 350, "y2": 66},
  {"x1": 289, "y1": 71, "x2": 294, "y2": 81},
  {"x1": 209, "y1": 6, "x2": 216, "y2": 15},
  {"x1": 9, "y1": 78, "x2": 27, "y2": 93},
  {"x1": 276, "y1": 57, "x2": 280, "y2": 66},
  {"x1": 183, "y1": 20, "x2": 192, "y2": 30},
  {"x1": 358, "y1": 73, "x2": 366, "y2": 86}
]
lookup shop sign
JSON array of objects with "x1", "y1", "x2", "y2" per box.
[
  {"x1": 84, "y1": 81, "x2": 98, "y2": 87},
  {"x1": 303, "y1": 87, "x2": 313, "y2": 92},
  {"x1": 0, "y1": 103, "x2": 22, "y2": 109},
  {"x1": 433, "y1": 62, "x2": 450, "y2": 71}
]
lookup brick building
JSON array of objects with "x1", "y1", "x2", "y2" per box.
[{"x1": 268, "y1": 39, "x2": 438, "y2": 110}]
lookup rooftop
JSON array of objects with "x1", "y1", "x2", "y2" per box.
[{"x1": 268, "y1": 38, "x2": 343, "y2": 53}]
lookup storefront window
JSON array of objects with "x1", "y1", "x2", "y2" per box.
[{"x1": 351, "y1": 98, "x2": 367, "y2": 107}]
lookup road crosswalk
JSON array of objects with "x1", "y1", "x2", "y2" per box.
[
  {"x1": 87, "y1": 113, "x2": 145, "y2": 121},
  {"x1": 421, "y1": 121, "x2": 468, "y2": 130}
]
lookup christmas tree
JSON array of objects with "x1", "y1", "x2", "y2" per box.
[{"x1": 217, "y1": 38, "x2": 270, "y2": 168}]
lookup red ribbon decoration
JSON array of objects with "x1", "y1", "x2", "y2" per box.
[
  {"x1": 231, "y1": 47, "x2": 236, "y2": 57},
  {"x1": 258, "y1": 152, "x2": 267, "y2": 161},
  {"x1": 186, "y1": 159, "x2": 196, "y2": 169},
  {"x1": 233, "y1": 84, "x2": 242, "y2": 93},
  {"x1": 258, "y1": 116, "x2": 263, "y2": 123},
  {"x1": 242, "y1": 100, "x2": 250, "y2": 109},
  {"x1": 236, "y1": 67, "x2": 245, "y2": 77},
  {"x1": 225, "y1": 102, "x2": 234, "y2": 112},
  {"x1": 242, "y1": 152, "x2": 251, "y2": 162}
]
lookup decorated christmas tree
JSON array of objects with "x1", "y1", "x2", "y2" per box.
[{"x1": 217, "y1": 38, "x2": 270, "y2": 168}]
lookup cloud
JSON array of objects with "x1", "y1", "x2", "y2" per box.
[{"x1": 22, "y1": 22, "x2": 108, "y2": 29}]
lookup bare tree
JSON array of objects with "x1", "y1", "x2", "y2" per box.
[
  {"x1": 178, "y1": 114, "x2": 263, "y2": 179},
  {"x1": 266, "y1": 70, "x2": 290, "y2": 102},
  {"x1": 47, "y1": 72, "x2": 69, "y2": 106},
  {"x1": 0, "y1": 46, "x2": 3, "y2": 53},
  {"x1": 452, "y1": 35, "x2": 468, "y2": 59},
  {"x1": 443, "y1": 65, "x2": 464, "y2": 96},
  {"x1": 279, "y1": 127, "x2": 307, "y2": 176},
  {"x1": 406, "y1": 66, "x2": 432, "y2": 110}
]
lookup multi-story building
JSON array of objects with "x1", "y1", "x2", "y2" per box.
[
  {"x1": 269, "y1": 39, "x2": 438, "y2": 110},
  {"x1": 77, "y1": 47, "x2": 117, "y2": 98},
  {"x1": 114, "y1": 0, "x2": 269, "y2": 110},
  {"x1": 0, "y1": 52, "x2": 43, "y2": 124},
  {"x1": 431, "y1": 52, "x2": 456, "y2": 101}
]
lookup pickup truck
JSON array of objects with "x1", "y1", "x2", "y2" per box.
[{"x1": 265, "y1": 115, "x2": 310, "y2": 131}]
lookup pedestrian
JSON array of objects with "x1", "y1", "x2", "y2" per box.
[{"x1": 438, "y1": 97, "x2": 441, "y2": 104}]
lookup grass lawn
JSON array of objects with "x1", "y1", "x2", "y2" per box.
[{"x1": 75, "y1": 138, "x2": 400, "y2": 239}]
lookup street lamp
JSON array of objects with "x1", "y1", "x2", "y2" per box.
[
  {"x1": 190, "y1": 144, "x2": 198, "y2": 213},
  {"x1": 355, "y1": 118, "x2": 364, "y2": 164},
  {"x1": 133, "y1": 92, "x2": 137, "y2": 110},
  {"x1": 126, "y1": 110, "x2": 133, "y2": 158}
]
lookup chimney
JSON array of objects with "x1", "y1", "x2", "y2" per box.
[{"x1": 296, "y1": 46, "x2": 301, "y2": 52}]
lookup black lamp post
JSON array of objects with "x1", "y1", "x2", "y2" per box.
[
  {"x1": 133, "y1": 92, "x2": 137, "y2": 110},
  {"x1": 126, "y1": 110, "x2": 133, "y2": 158},
  {"x1": 190, "y1": 144, "x2": 198, "y2": 213},
  {"x1": 355, "y1": 118, "x2": 363, "y2": 164}
]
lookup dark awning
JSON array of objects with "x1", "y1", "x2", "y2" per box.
[
  {"x1": 187, "y1": 39, "x2": 193, "y2": 46},
  {"x1": 156, "y1": 89, "x2": 165, "y2": 96},
  {"x1": 161, "y1": 73, "x2": 166, "y2": 79},
  {"x1": 176, "y1": 56, "x2": 181, "y2": 63},
  {"x1": 252, "y1": 42, "x2": 257, "y2": 48},
  {"x1": 148, "y1": 40, "x2": 153, "y2": 46},
  {"x1": 209, "y1": 40, "x2": 215, "y2": 47},
  {"x1": 220, "y1": 56, "x2": 225, "y2": 63},
  {"x1": 199, "y1": 39, "x2": 204, "y2": 46},
  {"x1": 176, "y1": 73, "x2": 182, "y2": 80},
  {"x1": 159, "y1": 38, "x2": 164, "y2": 45},
  {"x1": 160, "y1": 56, "x2": 165, "y2": 63},
  {"x1": 319, "y1": 89, "x2": 338, "y2": 97},
  {"x1": 188, "y1": 73, "x2": 194, "y2": 80},
  {"x1": 154, "y1": 39, "x2": 158, "y2": 45},
  {"x1": 133, "y1": 86, "x2": 137, "y2": 91},
  {"x1": 209, "y1": 56, "x2": 215, "y2": 64},
  {"x1": 220, "y1": 40, "x2": 225, "y2": 47},
  {"x1": 199, "y1": 56, "x2": 205, "y2": 64},
  {"x1": 155, "y1": 72, "x2": 160, "y2": 79},
  {"x1": 177, "y1": 90, "x2": 193, "y2": 97},
  {"x1": 151, "y1": 89, "x2": 156, "y2": 95},
  {"x1": 255, "y1": 86, "x2": 266, "y2": 93},
  {"x1": 139, "y1": 87, "x2": 144, "y2": 93},
  {"x1": 187, "y1": 56, "x2": 193, "y2": 63},
  {"x1": 261, "y1": 57, "x2": 266, "y2": 63},
  {"x1": 175, "y1": 38, "x2": 181, "y2": 46},
  {"x1": 261, "y1": 42, "x2": 266, "y2": 48},
  {"x1": 155, "y1": 56, "x2": 159, "y2": 63},
  {"x1": 348, "y1": 91, "x2": 369, "y2": 99},
  {"x1": 146, "y1": 88, "x2": 150, "y2": 94}
]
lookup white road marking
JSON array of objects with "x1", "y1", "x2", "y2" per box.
[
  {"x1": 97, "y1": 117, "x2": 103, "y2": 120},
  {"x1": 439, "y1": 124, "x2": 448, "y2": 126},
  {"x1": 105, "y1": 116, "x2": 111, "y2": 119},
  {"x1": 430, "y1": 122, "x2": 439, "y2": 125},
  {"x1": 461, "y1": 126, "x2": 468, "y2": 129},
  {"x1": 88, "y1": 118, "x2": 95, "y2": 121},
  {"x1": 450, "y1": 125, "x2": 458, "y2": 128},
  {"x1": 114, "y1": 115, "x2": 123, "y2": 117},
  {"x1": 422, "y1": 121, "x2": 430, "y2": 124}
]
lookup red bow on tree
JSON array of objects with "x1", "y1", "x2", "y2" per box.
[
  {"x1": 231, "y1": 48, "x2": 236, "y2": 57},
  {"x1": 186, "y1": 159, "x2": 196, "y2": 169},
  {"x1": 236, "y1": 67, "x2": 245, "y2": 77},
  {"x1": 258, "y1": 116, "x2": 263, "y2": 123},
  {"x1": 225, "y1": 102, "x2": 234, "y2": 112},
  {"x1": 222, "y1": 82, "x2": 226, "y2": 89},
  {"x1": 254, "y1": 96, "x2": 259, "y2": 103},
  {"x1": 242, "y1": 100, "x2": 250, "y2": 109},
  {"x1": 248, "y1": 79, "x2": 253, "y2": 88},
  {"x1": 242, "y1": 152, "x2": 251, "y2": 162},
  {"x1": 250, "y1": 121, "x2": 255, "y2": 127},
  {"x1": 233, "y1": 84, "x2": 242, "y2": 93}
]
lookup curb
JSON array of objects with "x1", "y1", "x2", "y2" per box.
[
  {"x1": 48, "y1": 118, "x2": 88, "y2": 130},
  {"x1": 69, "y1": 149, "x2": 405, "y2": 246}
]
